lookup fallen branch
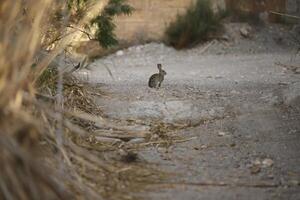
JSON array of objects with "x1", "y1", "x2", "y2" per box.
[
  {"x1": 140, "y1": 137, "x2": 197, "y2": 147},
  {"x1": 146, "y1": 181, "x2": 281, "y2": 188},
  {"x1": 93, "y1": 129, "x2": 148, "y2": 140},
  {"x1": 269, "y1": 11, "x2": 300, "y2": 20},
  {"x1": 199, "y1": 40, "x2": 216, "y2": 55},
  {"x1": 275, "y1": 62, "x2": 300, "y2": 74}
]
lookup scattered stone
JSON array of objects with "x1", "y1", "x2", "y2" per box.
[
  {"x1": 152, "y1": 134, "x2": 159, "y2": 140},
  {"x1": 253, "y1": 159, "x2": 262, "y2": 166},
  {"x1": 116, "y1": 50, "x2": 124, "y2": 56},
  {"x1": 262, "y1": 158, "x2": 274, "y2": 168},
  {"x1": 209, "y1": 109, "x2": 216, "y2": 116},
  {"x1": 218, "y1": 131, "x2": 227, "y2": 137},
  {"x1": 136, "y1": 46, "x2": 142, "y2": 52},
  {"x1": 157, "y1": 147, "x2": 167, "y2": 153},
  {"x1": 240, "y1": 26, "x2": 252, "y2": 38},
  {"x1": 220, "y1": 34, "x2": 230, "y2": 41}
]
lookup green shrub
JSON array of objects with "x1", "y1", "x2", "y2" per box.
[
  {"x1": 91, "y1": 0, "x2": 133, "y2": 48},
  {"x1": 165, "y1": 0, "x2": 221, "y2": 49}
]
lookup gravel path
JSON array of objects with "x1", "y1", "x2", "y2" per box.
[{"x1": 76, "y1": 24, "x2": 300, "y2": 200}]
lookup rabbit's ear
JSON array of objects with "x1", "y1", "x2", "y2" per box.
[{"x1": 157, "y1": 64, "x2": 162, "y2": 70}]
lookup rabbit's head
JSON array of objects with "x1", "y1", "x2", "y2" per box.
[{"x1": 157, "y1": 64, "x2": 167, "y2": 76}]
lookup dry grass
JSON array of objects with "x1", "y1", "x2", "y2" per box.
[
  {"x1": 0, "y1": 1, "x2": 197, "y2": 199},
  {"x1": 0, "y1": 0, "x2": 108, "y2": 199},
  {"x1": 0, "y1": 1, "x2": 64, "y2": 199}
]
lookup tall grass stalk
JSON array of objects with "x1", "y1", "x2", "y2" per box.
[{"x1": 0, "y1": 0, "x2": 108, "y2": 199}]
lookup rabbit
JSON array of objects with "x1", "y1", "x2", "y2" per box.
[{"x1": 148, "y1": 64, "x2": 167, "y2": 88}]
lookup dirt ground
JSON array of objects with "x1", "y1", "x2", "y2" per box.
[{"x1": 75, "y1": 23, "x2": 300, "y2": 200}]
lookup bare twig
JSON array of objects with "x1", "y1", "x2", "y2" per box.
[
  {"x1": 275, "y1": 62, "x2": 300, "y2": 74},
  {"x1": 140, "y1": 137, "x2": 197, "y2": 147},
  {"x1": 67, "y1": 25, "x2": 96, "y2": 40},
  {"x1": 146, "y1": 181, "x2": 281, "y2": 188},
  {"x1": 269, "y1": 11, "x2": 300, "y2": 20},
  {"x1": 199, "y1": 40, "x2": 216, "y2": 54}
]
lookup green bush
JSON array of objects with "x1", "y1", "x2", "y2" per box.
[
  {"x1": 91, "y1": 0, "x2": 133, "y2": 48},
  {"x1": 165, "y1": 0, "x2": 221, "y2": 49},
  {"x1": 65, "y1": 0, "x2": 133, "y2": 48}
]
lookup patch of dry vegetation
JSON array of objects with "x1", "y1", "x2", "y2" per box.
[
  {"x1": 0, "y1": 1, "x2": 72, "y2": 199},
  {"x1": 0, "y1": 0, "x2": 109, "y2": 199},
  {"x1": 0, "y1": 1, "x2": 200, "y2": 199}
]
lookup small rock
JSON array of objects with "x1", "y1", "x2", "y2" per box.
[
  {"x1": 200, "y1": 145, "x2": 208, "y2": 149},
  {"x1": 152, "y1": 134, "x2": 159, "y2": 140},
  {"x1": 253, "y1": 159, "x2": 261, "y2": 166},
  {"x1": 157, "y1": 147, "x2": 168, "y2": 153},
  {"x1": 262, "y1": 158, "x2": 274, "y2": 168},
  {"x1": 136, "y1": 46, "x2": 141, "y2": 51},
  {"x1": 220, "y1": 34, "x2": 230, "y2": 41},
  {"x1": 209, "y1": 109, "x2": 216, "y2": 116},
  {"x1": 240, "y1": 27, "x2": 252, "y2": 38},
  {"x1": 116, "y1": 50, "x2": 124, "y2": 56},
  {"x1": 218, "y1": 131, "x2": 226, "y2": 137}
]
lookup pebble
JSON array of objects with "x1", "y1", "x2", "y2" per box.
[
  {"x1": 116, "y1": 50, "x2": 124, "y2": 56},
  {"x1": 262, "y1": 158, "x2": 274, "y2": 168},
  {"x1": 209, "y1": 109, "x2": 216, "y2": 116},
  {"x1": 218, "y1": 131, "x2": 227, "y2": 136},
  {"x1": 152, "y1": 134, "x2": 159, "y2": 140},
  {"x1": 240, "y1": 27, "x2": 251, "y2": 38}
]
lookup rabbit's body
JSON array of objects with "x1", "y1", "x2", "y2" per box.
[{"x1": 148, "y1": 64, "x2": 167, "y2": 88}]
